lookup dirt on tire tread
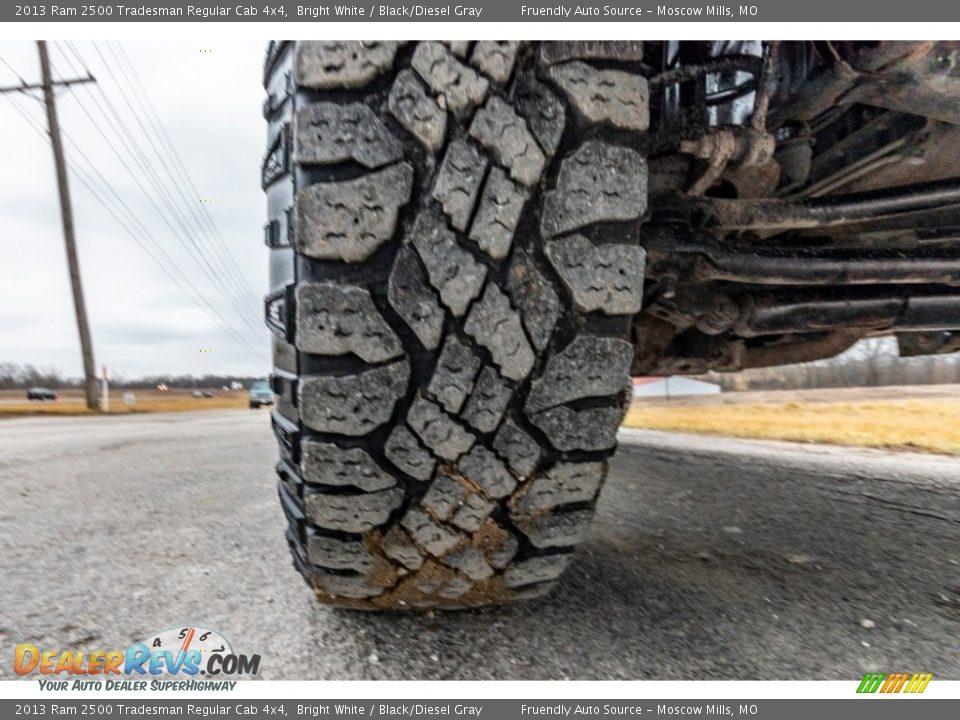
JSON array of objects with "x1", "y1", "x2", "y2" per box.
[{"x1": 266, "y1": 41, "x2": 649, "y2": 609}]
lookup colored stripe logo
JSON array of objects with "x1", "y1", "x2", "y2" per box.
[{"x1": 857, "y1": 672, "x2": 933, "y2": 694}]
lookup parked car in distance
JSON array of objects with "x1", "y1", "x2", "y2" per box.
[
  {"x1": 248, "y1": 380, "x2": 273, "y2": 409},
  {"x1": 191, "y1": 390, "x2": 215, "y2": 398},
  {"x1": 26, "y1": 387, "x2": 57, "y2": 401}
]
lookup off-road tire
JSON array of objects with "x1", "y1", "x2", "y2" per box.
[{"x1": 262, "y1": 41, "x2": 649, "y2": 609}]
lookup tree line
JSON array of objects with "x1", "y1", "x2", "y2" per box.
[
  {"x1": 4, "y1": 338, "x2": 959, "y2": 393},
  {"x1": 696, "y1": 338, "x2": 960, "y2": 391},
  {"x1": 0, "y1": 363, "x2": 264, "y2": 390}
]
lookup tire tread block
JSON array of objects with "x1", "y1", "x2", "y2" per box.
[
  {"x1": 305, "y1": 486, "x2": 404, "y2": 533},
  {"x1": 515, "y1": 76, "x2": 566, "y2": 158},
  {"x1": 296, "y1": 41, "x2": 400, "y2": 89},
  {"x1": 401, "y1": 508, "x2": 464, "y2": 557},
  {"x1": 516, "y1": 461, "x2": 605, "y2": 513},
  {"x1": 427, "y1": 335, "x2": 482, "y2": 414},
  {"x1": 460, "y1": 366, "x2": 512, "y2": 434},
  {"x1": 503, "y1": 554, "x2": 573, "y2": 588},
  {"x1": 540, "y1": 41, "x2": 644, "y2": 65},
  {"x1": 296, "y1": 102, "x2": 403, "y2": 168},
  {"x1": 493, "y1": 419, "x2": 542, "y2": 479},
  {"x1": 299, "y1": 360, "x2": 410, "y2": 435},
  {"x1": 295, "y1": 282, "x2": 403, "y2": 362},
  {"x1": 545, "y1": 235, "x2": 646, "y2": 315},
  {"x1": 432, "y1": 139, "x2": 488, "y2": 232},
  {"x1": 387, "y1": 245, "x2": 446, "y2": 351},
  {"x1": 506, "y1": 249, "x2": 562, "y2": 353},
  {"x1": 384, "y1": 424, "x2": 436, "y2": 481},
  {"x1": 295, "y1": 163, "x2": 413, "y2": 262},
  {"x1": 421, "y1": 470, "x2": 469, "y2": 521},
  {"x1": 470, "y1": 41, "x2": 521, "y2": 83},
  {"x1": 469, "y1": 96, "x2": 545, "y2": 188},
  {"x1": 541, "y1": 141, "x2": 646, "y2": 238},
  {"x1": 442, "y1": 545, "x2": 494, "y2": 581},
  {"x1": 458, "y1": 445, "x2": 517, "y2": 499},
  {"x1": 513, "y1": 509, "x2": 595, "y2": 549},
  {"x1": 412, "y1": 41, "x2": 489, "y2": 116},
  {"x1": 312, "y1": 568, "x2": 385, "y2": 599},
  {"x1": 464, "y1": 283, "x2": 535, "y2": 382},
  {"x1": 529, "y1": 405, "x2": 623, "y2": 452},
  {"x1": 407, "y1": 396, "x2": 476, "y2": 462},
  {"x1": 301, "y1": 441, "x2": 397, "y2": 492},
  {"x1": 381, "y1": 526, "x2": 425, "y2": 570},
  {"x1": 388, "y1": 68, "x2": 446, "y2": 154},
  {"x1": 525, "y1": 335, "x2": 633, "y2": 413},
  {"x1": 468, "y1": 167, "x2": 528, "y2": 260},
  {"x1": 409, "y1": 210, "x2": 488, "y2": 317},
  {"x1": 307, "y1": 534, "x2": 377, "y2": 572},
  {"x1": 549, "y1": 61, "x2": 650, "y2": 131}
]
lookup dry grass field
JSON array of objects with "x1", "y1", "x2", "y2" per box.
[
  {"x1": 4, "y1": 384, "x2": 958, "y2": 456},
  {"x1": 624, "y1": 384, "x2": 960, "y2": 455},
  {"x1": 0, "y1": 388, "x2": 249, "y2": 417}
]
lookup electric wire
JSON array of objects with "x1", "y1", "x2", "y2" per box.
[
  {"x1": 80, "y1": 41, "x2": 263, "y2": 313},
  {"x1": 0, "y1": 53, "x2": 28, "y2": 85},
  {"x1": 44, "y1": 48, "x2": 266, "y2": 339},
  {"x1": 104, "y1": 41, "x2": 263, "y2": 311},
  {"x1": 64, "y1": 47, "x2": 265, "y2": 336},
  {"x1": 52, "y1": 43, "x2": 263, "y2": 334},
  {"x1": 3, "y1": 90, "x2": 265, "y2": 360}
]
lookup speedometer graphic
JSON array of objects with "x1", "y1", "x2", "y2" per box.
[{"x1": 139, "y1": 626, "x2": 233, "y2": 675}]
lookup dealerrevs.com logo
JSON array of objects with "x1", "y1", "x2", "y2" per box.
[{"x1": 14, "y1": 626, "x2": 260, "y2": 691}]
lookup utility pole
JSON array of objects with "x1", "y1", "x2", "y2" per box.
[
  {"x1": 1, "y1": 44, "x2": 99, "y2": 409},
  {"x1": 38, "y1": 41, "x2": 99, "y2": 410}
]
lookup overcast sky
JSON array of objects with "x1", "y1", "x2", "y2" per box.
[{"x1": 0, "y1": 40, "x2": 270, "y2": 379}]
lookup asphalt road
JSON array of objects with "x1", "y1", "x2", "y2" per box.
[{"x1": 1, "y1": 411, "x2": 958, "y2": 680}]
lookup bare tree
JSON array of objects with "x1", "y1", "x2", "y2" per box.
[{"x1": 693, "y1": 336, "x2": 959, "y2": 391}]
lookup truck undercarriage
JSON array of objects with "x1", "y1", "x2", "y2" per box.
[{"x1": 631, "y1": 41, "x2": 960, "y2": 376}]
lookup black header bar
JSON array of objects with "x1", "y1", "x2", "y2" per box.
[{"x1": 6, "y1": 1, "x2": 958, "y2": 23}]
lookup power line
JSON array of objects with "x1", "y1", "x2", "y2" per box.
[
  {"x1": 75, "y1": 45, "x2": 264, "y2": 334},
  {"x1": 0, "y1": 53, "x2": 27, "y2": 84},
  {"x1": 5, "y1": 48, "x2": 266, "y2": 359},
  {"x1": 111, "y1": 43, "x2": 228, "y2": 242},
  {"x1": 8, "y1": 93, "x2": 265, "y2": 359},
  {"x1": 54, "y1": 40, "x2": 88, "y2": 76},
  {"x1": 82, "y1": 41, "x2": 263, "y2": 315},
  {"x1": 5, "y1": 93, "x2": 264, "y2": 359},
  {"x1": 4, "y1": 92, "x2": 265, "y2": 360},
  {"x1": 110, "y1": 40, "x2": 259, "y2": 294},
  {"x1": 44, "y1": 47, "x2": 265, "y2": 340},
  {"x1": 104, "y1": 41, "x2": 264, "y2": 311},
  {"x1": 54, "y1": 41, "x2": 262, "y2": 331}
]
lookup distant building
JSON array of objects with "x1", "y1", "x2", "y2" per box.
[{"x1": 632, "y1": 376, "x2": 721, "y2": 399}]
